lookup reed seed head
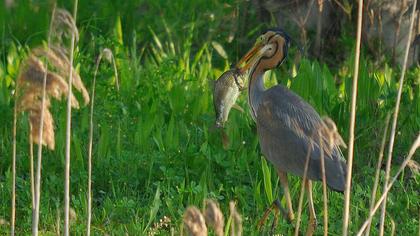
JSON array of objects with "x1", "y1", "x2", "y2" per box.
[
  {"x1": 183, "y1": 206, "x2": 207, "y2": 236},
  {"x1": 204, "y1": 199, "x2": 224, "y2": 236}
]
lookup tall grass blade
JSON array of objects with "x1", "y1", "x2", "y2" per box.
[
  {"x1": 261, "y1": 157, "x2": 274, "y2": 203},
  {"x1": 144, "y1": 185, "x2": 161, "y2": 234},
  {"x1": 342, "y1": 0, "x2": 364, "y2": 234},
  {"x1": 379, "y1": 1, "x2": 418, "y2": 235}
]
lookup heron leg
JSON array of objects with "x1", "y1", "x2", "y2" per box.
[
  {"x1": 257, "y1": 199, "x2": 284, "y2": 231},
  {"x1": 277, "y1": 170, "x2": 295, "y2": 222},
  {"x1": 305, "y1": 180, "x2": 317, "y2": 236},
  {"x1": 257, "y1": 170, "x2": 295, "y2": 233}
]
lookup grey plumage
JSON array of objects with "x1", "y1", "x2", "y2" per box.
[{"x1": 256, "y1": 85, "x2": 347, "y2": 192}]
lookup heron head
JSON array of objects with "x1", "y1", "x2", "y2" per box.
[{"x1": 236, "y1": 29, "x2": 290, "y2": 73}]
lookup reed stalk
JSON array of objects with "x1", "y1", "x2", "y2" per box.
[
  {"x1": 342, "y1": 0, "x2": 364, "y2": 234},
  {"x1": 63, "y1": 1, "x2": 78, "y2": 235},
  {"x1": 32, "y1": 4, "x2": 56, "y2": 235}
]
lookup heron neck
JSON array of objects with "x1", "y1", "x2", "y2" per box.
[{"x1": 248, "y1": 65, "x2": 265, "y2": 120}]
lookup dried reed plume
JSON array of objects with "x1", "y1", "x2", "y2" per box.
[
  {"x1": 16, "y1": 48, "x2": 88, "y2": 150},
  {"x1": 11, "y1": 4, "x2": 86, "y2": 235},
  {"x1": 50, "y1": 8, "x2": 79, "y2": 57},
  {"x1": 204, "y1": 199, "x2": 224, "y2": 236},
  {"x1": 182, "y1": 199, "x2": 242, "y2": 236},
  {"x1": 183, "y1": 206, "x2": 208, "y2": 236}
]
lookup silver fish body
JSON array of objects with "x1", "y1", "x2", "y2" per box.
[{"x1": 213, "y1": 69, "x2": 244, "y2": 128}]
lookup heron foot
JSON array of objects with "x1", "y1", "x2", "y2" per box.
[{"x1": 257, "y1": 199, "x2": 291, "y2": 234}]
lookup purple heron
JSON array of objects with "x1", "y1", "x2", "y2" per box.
[{"x1": 235, "y1": 29, "x2": 347, "y2": 234}]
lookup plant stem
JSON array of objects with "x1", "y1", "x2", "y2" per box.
[
  {"x1": 11, "y1": 75, "x2": 18, "y2": 236},
  {"x1": 86, "y1": 48, "x2": 119, "y2": 235},
  {"x1": 29, "y1": 124, "x2": 35, "y2": 211},
  {"x1": 294, "y1": 140, "x2": 312, "y2": 236},
  {"x1": 86, "y1": 52, "x2": 103, "y2": 236},
  {"x1": 318, "y1": 130, "x2": 328, "y2": 236},
  {"x1": 342, "y1": 0, "x2": 363, "y2": 234},
  {"x1": 64, "y1": 1, "x2": 78, "y2": 235},
  {"x1": 32, "y1": 4, "x2": 56, "y2": 235}
]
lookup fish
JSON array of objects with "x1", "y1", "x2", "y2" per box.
[{"x1": 213, "y1": 68, "x2": 245, "y2": 129}]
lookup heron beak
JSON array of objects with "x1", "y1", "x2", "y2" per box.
[
  {"x1": 235, "y1": 42, "x2": 264, "y2": 73},
  {"x1": 235, "y1": 42, "x2": 271, "y2": 73}
]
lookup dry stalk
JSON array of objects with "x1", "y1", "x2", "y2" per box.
[
  {"x1": 288, "y1": 116, "x2": 344, "y2": 236},
  {"x1": 317, "y1": 117, "x2": 347, "y2": 236},
  {"x1": 12, "y1": 4, "x2": 86, "y2": 235},
  {"x1": 342, "y1": 0, "x2": 364, "y2": 234},
  {"x1": 331, "y1": 0, "x2": 351, "y2": 16},
  {"x1": 290, "y1": 0, "x2": 316, "y2": 48},
  {"x1": 364, "y1": 113, "x2": 391, "y2": 236},
  {"x1": 294, "y1": 139, "x2": 312, "y2": 236},
  {"x1": 32, "y1": 4, "x2": 56, "y2": 235},
  {"x1": 356, "y1": 133, "x2": 420, "y2": 236},
  {"x1": 87, "y1": 48, "x2": 119, "y2": 236},
  {"x1": 315, "y1": 0, "x2": 324, "y2": 58},
  {"x1": 10, "y1": 71, "x2": 18, "y2": 236},
  {"x1": 64, "y1": 1, "x2": 79, "y2": 235},
  {"x1": 29, "y1": 124, "x2": 35, "y2": 210},
  {"x1": 379, "y1": 0, "x2": 418, "y2": 235},
  {"x1": 318, "y1": 124, "x2": 327, "y2": 236},
  {"x1": 16, "y1": 45, "x2": 86, "y2": 236}
]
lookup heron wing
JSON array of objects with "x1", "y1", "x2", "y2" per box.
[
  {"x1": 255, "y1": 85, "x2": 347, "y2": 191},
  {"x1": 256, "y1": 85, "x2": 337, "y2": 155}
]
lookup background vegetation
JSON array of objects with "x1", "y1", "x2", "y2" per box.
[{"x1": 0, "y1": 0, "x2": 419, "y2": 235}]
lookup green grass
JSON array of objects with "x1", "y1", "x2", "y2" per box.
[{"x1": 0, "y1": 0, "x2": 419, "y2": 235}]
